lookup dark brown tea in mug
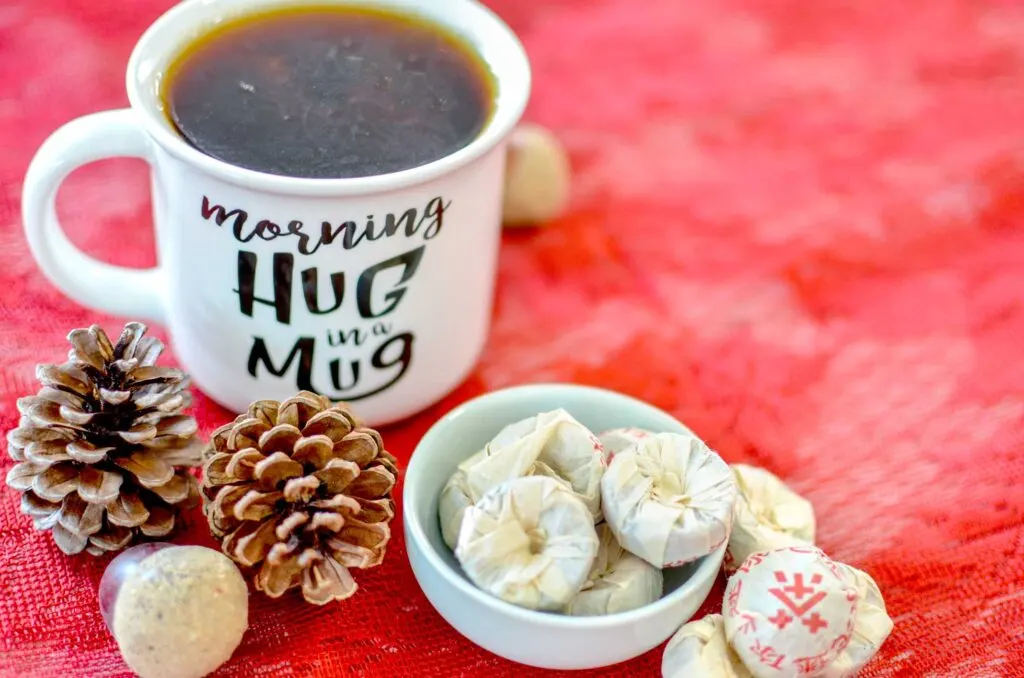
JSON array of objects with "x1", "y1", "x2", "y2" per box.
[{"x1": 162, "y1": 5, "x2": 495, "y2": 178}]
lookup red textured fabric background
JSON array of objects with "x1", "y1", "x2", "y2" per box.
[{"x1": 2, "y1": 0, "x2": 1024, "y2": 675}]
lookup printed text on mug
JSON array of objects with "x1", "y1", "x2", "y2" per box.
[{"x1": 200, "y1": 194, "x2": 451, "y2": 400}]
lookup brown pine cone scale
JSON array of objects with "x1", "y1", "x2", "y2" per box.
[{"x1": 201, "y1": 392, "x2": 398, "y2": 605}]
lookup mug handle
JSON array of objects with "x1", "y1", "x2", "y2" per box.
[{"x1": 22, "y1": 108, "x2": 166, "y2": 323}]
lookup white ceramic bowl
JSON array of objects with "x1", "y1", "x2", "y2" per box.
[{"x1": 403, "y1": 384, "x2": 726, "y2": 670}]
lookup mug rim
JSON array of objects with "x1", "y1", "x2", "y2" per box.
[{"x1": 125, "y1": 0, "x2": 532, "y2": 197}]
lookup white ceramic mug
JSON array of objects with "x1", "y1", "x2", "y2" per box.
[{"x1": 22, "y1": 0, "x2": 530, "y2": 425}]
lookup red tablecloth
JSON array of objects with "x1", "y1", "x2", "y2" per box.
[{"x1": 2, "y1": 0, "x2": 1023, "y2": 676}]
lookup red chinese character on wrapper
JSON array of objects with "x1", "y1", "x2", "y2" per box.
[
  {"x1": 769, "y1": 571, "x2": 829, "y2": 634},
  {"x1": 749, "y1": 640, "x2": 786, "y2": 670},
  {"x1": 727, "y1": 579, "x2": 743, "y2": 616},
  {"x1": 724, "y1": 547, "x2": 867, "y2": 678},
  {"x1": 831, "y1": 633, "x2": 852, "y2": 655},
  {"x1": 793, "y1": 653, "x2": 831, "y2": 675},
  {"x1": 738, "y1": 552, "x2": 766, "y2": 574},
  {"x1": 768, "y1": 609, "x2": 794, "y2": 630},
  {"x1": 738, "y1": 613, "x2": 758, "y2": 634}
]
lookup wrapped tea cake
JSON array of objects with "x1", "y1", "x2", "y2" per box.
[
  {"x1": 723, "y1": 546, "x2": 891, "y2": 678},
  {"x1": 725, "y1": 464, "x2": 816, "y2": 572},
  {"x1": 564, "y1": 523, "x2": 663, "y2": 616},
  {"x1": 455, "y1": 475, "x2": 599, "y2": 611},
  {"x1": 597, "y1": 427, "x2": 652, "y2": 463},
  {"x1": 439, "y1": 409, "x2": 604, "y2": 548},
  {"x1": 601, "y1": 432, "x2": 737, "y2": 568},
  {"x1": 662, "y1": 614, "x2": 752, "y2": 678},
  {"x1": 829, "y1": 563, "x2": 894, "y2": 676}
]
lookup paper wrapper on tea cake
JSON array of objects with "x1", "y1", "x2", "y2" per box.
[
  {"x1": 725, "y1": 464, "x2": 816, "y2": 573},
  {"x1": 828, "y1": 563, "x2": 894, "y2": 676},
  {"x1": 723, "y1": 546, "x2": 892, "y2": 678},
  {"x1": 597, "y1": 427, "x2": 652, "y2": 464},
  {"x1": 601, "y1": 432, "x2": 736, "y2": 568},
  {"x1": 455, "y1": 476, "x2": 599, "y2": 611},
  {"x1": 478, "y1": 409, "x2": 605, "y2": 514},
  {"x1": 662, "y1": 614, "x2": 753, "y2": 678},
  {"x1": 439, "y1": 409, "x2": 604, "y2": 548},
  {"x1": 564, "y1": 523, "x2": 663, "y2": 616}
]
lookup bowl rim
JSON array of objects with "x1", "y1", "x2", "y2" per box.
[{"x1": 403, "y1": 382, "x2": 726, "y2": 629}]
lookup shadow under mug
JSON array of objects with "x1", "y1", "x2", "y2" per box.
[{"x1": 21, "y1": 0, "x2": 531, "y2": 425}]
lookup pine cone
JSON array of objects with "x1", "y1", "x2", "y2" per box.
[
  {"x1": 201, "y1": 391, "x2": 398, "y2": 605},
  {"x1": 4, "y1": 323, "x2": 202, "y2": 556}
]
